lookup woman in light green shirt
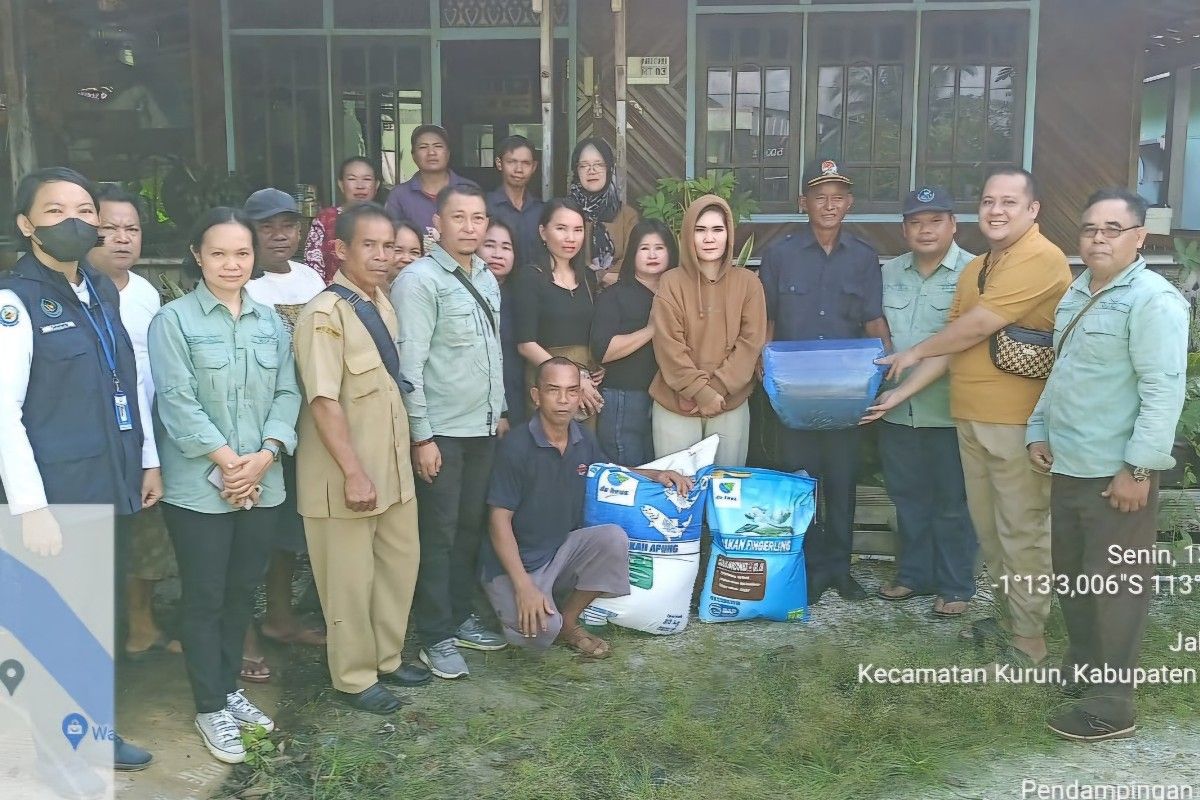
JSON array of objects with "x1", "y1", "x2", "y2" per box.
[{"x1": 148, "y1": 207, "x2": 300, "y2": 765}]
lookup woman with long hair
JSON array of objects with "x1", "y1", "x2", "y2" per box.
[
  {"x1": 590, "y1": 220, "x2": 678, "y2": 465},
  {"x1": 650, "y1": 196, "x2": 766, "y2": 466},
  {"x1": 513, "y1": 198, "x2": 604, "y2": 421},
  {"x1": 304, "y1": 156, "x2": 381, "y2": 284},
  {"x1": 149, "y1": 207, "x2": 300, "y2": 764},
  {"x1": 568, "y1": 137, "x2": 639, "y2": 289}
]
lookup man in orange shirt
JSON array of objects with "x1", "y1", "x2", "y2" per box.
[{"x1": 870, "y1": 168, "x2": 1071, "y2": 667}]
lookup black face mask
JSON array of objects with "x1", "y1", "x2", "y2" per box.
[{"x1": 33, "y1": 218, "x2": 100, "y2": 263}]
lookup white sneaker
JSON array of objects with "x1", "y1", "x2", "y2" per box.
[
  {"x1": 195, "y1": 709, "x2": 245, "y2": 764},
  {"x1": 226, "y1": 689, "x2": 275, "y2": 732}
]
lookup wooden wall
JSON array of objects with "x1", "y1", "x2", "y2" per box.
[
  {"x1": 1030, "y1": 0, "x2": 1144, "y2": 251},
  {"x1": 578, "y1": 0, "x2": 1147, "y2": 259},
  {"x1": 577, "y1": 0, "x2": 688, "y2": 203}
]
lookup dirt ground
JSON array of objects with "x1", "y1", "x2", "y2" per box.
[{"x1": 113, "y1": 645, "x2": 284, "y2": 800}]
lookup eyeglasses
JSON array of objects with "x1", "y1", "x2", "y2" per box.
[
  {"x1": 1078, "y1": 224, "x2": 1141, "y2": 240},
  {"x1": 577, "y1": 162, "x2": 606, "y2": 174}
]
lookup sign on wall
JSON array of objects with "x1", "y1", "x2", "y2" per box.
[{"x1": 628, "y1": 56, "x2": 670, "y2": 85}]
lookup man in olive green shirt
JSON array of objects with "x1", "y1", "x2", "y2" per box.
[
  {"x1": 869, "y1": 187, "x2": 977, "y2": 617},
  {"x1": 1027, "y1": 188, "x2": 1188, "y2": 742}
]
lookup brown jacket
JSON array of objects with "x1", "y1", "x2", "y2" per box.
[{"x1": 649, "y1": 195, "x2": 767, "y2": 414}]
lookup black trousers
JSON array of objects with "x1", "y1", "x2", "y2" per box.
[
  {"x1": 1051, "y1": 474, "x2": 1159, "y2": 725},
  {"x1": 780, "y1": 427, "x2": 861, "y2": 584},
  {"x1": 162, "y1": 503, "x2": 276, "y2": 713},
  {"x1": 412, "y1": 436, "x2": 497, "y2": 645}
]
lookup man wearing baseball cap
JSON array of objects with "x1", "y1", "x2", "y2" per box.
[
  {"x1": 861, "y1": 187, "x2": 977, "y2": 618},
  {"x1": 241, "y1": 188, "x2": 328, "y2": 682},
  {"x1": 758, "y1": 158, "x2": 892, "y2": 603}
]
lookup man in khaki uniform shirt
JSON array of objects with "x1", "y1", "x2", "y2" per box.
[
  {"x1": 876, "y1": 168, "x2": 1071, "y2": 668},
  {"x1": 293, "y1": 203, "x2": 429, "y2": 715}
]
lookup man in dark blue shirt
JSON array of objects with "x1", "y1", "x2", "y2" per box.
[
  {"x1": 485, "y1": 135, "x2": 544, "y2": 268},
  {"x1": 483, "y1": 356, "x2": 690, "y2": 658},
  {"x1": 758, "y1": 159, "x2": 891, "y2": 603}
]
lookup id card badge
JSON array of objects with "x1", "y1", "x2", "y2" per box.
[{"x1": 113, "y1": 391, "x2": 134, "y2": 431}]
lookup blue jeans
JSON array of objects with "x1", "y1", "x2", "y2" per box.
[
  {"x1": 878, "y1": 421, "x2": 977, "y2": 601},
  {"x1": 597, "y1": 388, "x2": 654, "y2": 466}
]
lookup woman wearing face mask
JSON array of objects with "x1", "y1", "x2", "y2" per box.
[
  {"x1": 386, "y1": 220, "x2": 425, "y2": 287},
  {"x1": 477, "y1": 217, "x2": 524, "y2": 426},
  {"x1": 650, "y1": 196, "x2": 766, "y2": 467},
  {"x1": 149, "y1": 208, "x2": 300, "y2": 765},
  {"x1": 568, "y1": 138, "x2": 639, "y2": 290},
  {"x1": 0, "y1": 167, "x2": 157, "y2": 773},
  {"x1": 590, "y1": 221, "x2": 678, "y2": 465},
  {"x1": 513, "y1": 199, "x2": 605, "y2": 422},
  {"x1": 304, "y1": 156, "x2": 381, "y2": 285}
]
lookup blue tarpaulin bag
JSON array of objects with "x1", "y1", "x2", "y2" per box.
[
  {"x1": 762, "y1": 339, "x2": 886, "y2": 430},
  {"x1": 699, "y1": 468, "x2": 817, "y2": 623}
]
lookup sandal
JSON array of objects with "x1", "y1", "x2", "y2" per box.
[
  {"x1": 557, "y1": 626, "x2": 612, "y2": 659},
  {"x1": 239, "y1": 656, "x2": 272, "y2": 683},
  {"x1": 932, "y1": 597, "x2": 969, "y2": 618},
  {"x1": 876, "y1": 583, "x2": 935, "y2": 601}
]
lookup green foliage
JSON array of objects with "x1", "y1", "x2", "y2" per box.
[
  {"x1": 161, "y1": 163, "x2": 251, "y2": 235},
  {"x1": 1174, "y1": 238, "x2": 1200, "y2": 461},
  {"x1": 637, "y1": 173, "x2": 759, "y2": 267},
  {"x1": 242, "y1": 724, "x2": 278, "y2": 771},
  {"x1": 636, "y1": 173, "x2": 759, "y2": 237}
]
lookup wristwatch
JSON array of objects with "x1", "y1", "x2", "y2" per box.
[
  {"x1": 261, "y1": 441, "x2": 281, "y2": 462},
  {"x1": 1126, "y1": 464, "x2": 1151, "y2": 483}
]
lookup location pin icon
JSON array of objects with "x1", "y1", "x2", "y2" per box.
[
  {"x1": 62, "y1": 713, "x2": 88, "y2": 751},
  {"x1": 0, "y1": 660, "x2": 24, "y2": 696}
]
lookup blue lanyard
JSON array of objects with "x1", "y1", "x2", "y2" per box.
[{"x1": 77, "y1": 272, "x2": 122, "y2": 392}]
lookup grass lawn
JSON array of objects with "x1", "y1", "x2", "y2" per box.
[{"x1": 228, "y1": 563, "x2": 1200, "y2": 800}]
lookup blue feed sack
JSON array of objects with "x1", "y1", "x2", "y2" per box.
[
  {"x1": 762, "y1": 339, "x2": 886, "y2": 430},
  {"x1": 581, "y1": 464, "x2": 711, "y2": 634},
  {"x1": 699, "y1": 468, "x2": 817, "y2": 623}
]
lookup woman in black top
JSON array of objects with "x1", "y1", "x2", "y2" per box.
[
  {"x1": 477, "y1": 217, "x2": 525, "y2": 426},
  {"x1": 513, "y1": 198, "x2": 604, "y2": 421},
  {"x1": 590, "y1": 220, "x2": 678, "y2": 464}
]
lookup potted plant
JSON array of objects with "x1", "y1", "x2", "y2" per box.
[{"x1": 637, "y1": 173, "x2": 759, "y2": 267}]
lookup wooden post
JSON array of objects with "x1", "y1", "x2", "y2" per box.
[
  {"x1": 539, "y1": 1, "x2": 554, "y2": 199},
  {"x1": 613, "y1": 0, "x2": 627, "y2": 193},
  {"x1": 1, "y1": 0, "x2": 37, "y2": 189}
]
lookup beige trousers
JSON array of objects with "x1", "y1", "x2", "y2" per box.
[
  {"x1": 652, "y1": 401, "x2": 750, "y2": 467},
  {"x1": 956, "y1": 420, "x2": 1052, "y2": 638},
  {"x1": 304, "y1": 498, "x2": 420, "y2": 693}
]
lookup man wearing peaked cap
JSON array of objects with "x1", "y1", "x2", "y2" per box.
[
  {"x1": 862, "y1": 186, "x2": 978, "y2": 619},
  {"x1": 757, "y1": 158, "x2": 892, "y2": 604}
]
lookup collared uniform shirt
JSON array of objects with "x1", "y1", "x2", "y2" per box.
[
  {"x1": 1026, "y1": 257, "x2": 1188, "y2": 478},
  {"x1": 392, "y1": 244, "x2": 505, "y2": 441},
  {"x1": 758, "y1": 228, "x2": 883, "y2": 342},
  {"x1": 149, "y1": 281, "x2": 300, "y2": 514},
  {"x1": 485, "y1": 186, "x2": 543, "y2": 268},
  {"x1": 383, "y1": 171, "x2": 478, "y2": 233},
  {"x1": 293, "y1": 271, "x2": 416, "y2": 519},
  {"x1": 880, "y1": 242, "x2": 974, "y2": 427},
  {"x1": 481, "y1": 416, "x2": 608, "y2": 581}
]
